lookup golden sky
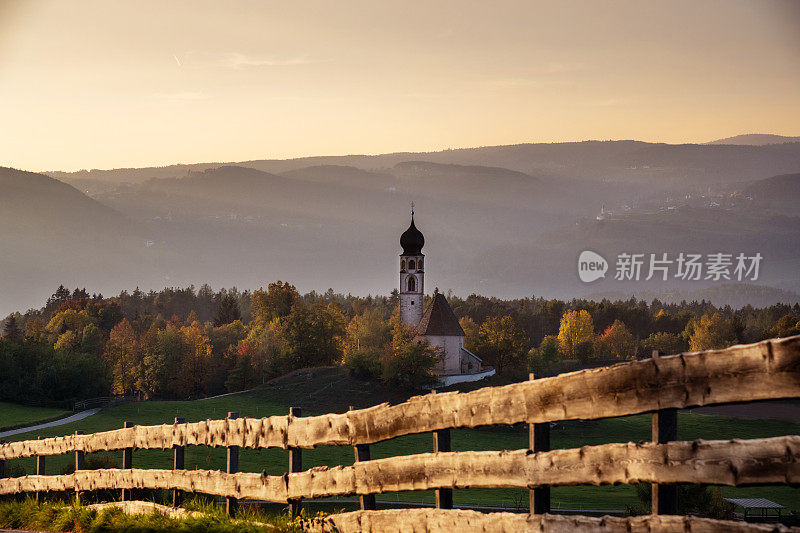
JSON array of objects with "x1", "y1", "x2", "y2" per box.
[{"x1": 1, "y1": 0, "x2": 799, "y2": 172}]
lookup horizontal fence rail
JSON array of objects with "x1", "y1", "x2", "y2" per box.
[
  {"x1": 2, "y1": 335, "x2": 799, "y2": 461},
  {"x1": 1, "y1": 436, "x2": 797, "y2": 501},
  {"x1": 305, "y1": 509, "x2": 800, "y2": 533},
  {"x1": 1, "y1": 335, "x2": 799, "y2": 532}
]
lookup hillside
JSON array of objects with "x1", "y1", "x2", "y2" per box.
[
  {"x1": 0, "y1": 167, "x2": 129, "y2": 233},
  {"x1": 707, "y1": 134, "x2": 800, "y2": 146},
  {"x1": 744, "y1": 172, "x2": 800, "y2": 199},
  {"x1": 0, "y1": 167, "x2": 165, "y2": 315}
]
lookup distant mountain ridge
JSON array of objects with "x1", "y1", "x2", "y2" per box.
[
  {"x1": 706, "y1": 134, "x2": 800, "y2": 146},
  {"x1": 46, "y1": 139, "x2": 800, "y2": 188}
]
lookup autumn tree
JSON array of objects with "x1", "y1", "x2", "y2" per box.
[
  {"x1": 24, "y1": 316, "x2": 44, "y2": 343},
  {"x1": 473, "y1": 315, "x2": 528, "y2": 376},
  {"x1": 343, "y1": 308, "x2": 391, "y2": 378},
  {"x1": 281, "y1": 299, "x2": 346, "y2": 370},
  {"x1": 528, "y1": 335, "x2": 559, "y2": 374},
  {"x1": 687, "y1": 313, "x2": 737, "y2": 351},
  {"x1": 225, "y1": 341, "x2": 257, "y2": 393},
  {"x1": 595, "y1": 320, "x2": 637, "y2": 360},
  {"x1": 765, "y1": 314, "x2": 800, "y2": 338},
  {"x1": 54, "y1": 330, "x2": 79, "y2": 351},
  {"x1": 640, "y1": 331, "x2": 686, "y2": 357},
  {"x1": 381, "y1": 318, "x2": 439, "y2": 388},
  {"x1": 177, "y1": 320, "x2": 213, "y2": 397},
  {"x1": 45, "y1": 308, "x2": 95, "y2": 347},
  {"x1": 139, "y1": 324, "x2": 183, "y2": 398},
  {"x1": 105, "y1": 318, "x2": 140, "y2": 395},
  {"x1": 557, "y1": 309, "x2": 594, "y2": 359},
  {"x1": 459, "y1": 316, "x2": 480, "y2": 352},
  {"x1": 251, "y1": 281, "x2": 299, "y2": 326},
  {"x1": 206, "y1": 320, "x2": 247, "y2": 393}
]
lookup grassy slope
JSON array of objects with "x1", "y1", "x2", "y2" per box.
[
  {"x1": 3, "y1": 368, "x2": 799, "y2": 511},
  {"x1": 0, "y1": 402, "x2": 70, "y2": 430}
]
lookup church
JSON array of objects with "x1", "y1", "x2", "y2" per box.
[{"x1": 398, "y1": 210, "x2": 496, "y2": 386}]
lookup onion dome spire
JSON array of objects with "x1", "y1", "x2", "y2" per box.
[{"x1": 400, "y1": 203, "x2": 424, "y2": 255}]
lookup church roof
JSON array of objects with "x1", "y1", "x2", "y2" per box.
[{"x1": 418, "y1": 292, "x2": 465, "y2": 337}]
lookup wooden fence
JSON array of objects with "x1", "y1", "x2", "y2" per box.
[{"x1": 1, "y1": 335, "x2": 799, "y2": 532}]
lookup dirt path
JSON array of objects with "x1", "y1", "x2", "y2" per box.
[{"x1": 0, "y1": 408, "x2": 101, "y2": 439}]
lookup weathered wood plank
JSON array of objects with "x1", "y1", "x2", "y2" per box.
[
  {"x1": 2, "y1": 437, "x2": 797, "y2": 500},
  {"x1": 287, "y1": 436, "x2": 800, "y2": 498},
  {"x1": 0, "y1": 468, "x2": 290, "y2": 502},
  {"x1": 303, "y1": 509, "x2": 800, "y2": 533},
  {"x1": 344, "y1": 335, "x2": 800, "y2": 446},
  {"x1": 1, "y1": 336, "x2": 797, "y2": 460}
]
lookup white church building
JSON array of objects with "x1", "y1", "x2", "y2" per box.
[{"x1": 398, "y1": 210, "x2": 496, "y2": 386}]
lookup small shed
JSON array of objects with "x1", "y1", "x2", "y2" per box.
[{"x1": 724, "y1": 498, "x2": 785, "y2": 521}]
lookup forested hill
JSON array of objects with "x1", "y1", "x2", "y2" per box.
[{"x1": 1, "y1": 282, "x2": 798, "y2": 407}]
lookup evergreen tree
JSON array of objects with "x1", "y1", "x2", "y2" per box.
[
  {"x1": 214, "y1": 293, "x2": 242, "y2": 326},
  {"x1": 3, "y1": 315, "x2": 21, "y2": 343}
]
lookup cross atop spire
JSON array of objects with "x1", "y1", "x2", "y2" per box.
[{"x1": 411, "y1": 201, "x2": 415, "y2": 218}]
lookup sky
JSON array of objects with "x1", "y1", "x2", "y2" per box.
[{"x1": 1, "y1": 0, "x2": 799, "y2": 172}]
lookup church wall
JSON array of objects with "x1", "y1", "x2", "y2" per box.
[
  {"x1": 425, "y1": 334, "x2": 464, "y2": 375},
  {"x1": 400, "y1": 290, "x2": 423, "y2": 325}
]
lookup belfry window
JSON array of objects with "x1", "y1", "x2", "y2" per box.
[
  {"x1": 408, "y1": 259, "x2": 416, "y2": 271},
  {"x1": 418, "y1": 258, "x2": 423, "y2": 270},
  {"x1": 400, "y1": 260, "x2": 406, "y2": 272},
  {"x1": 407, "y1": 275, "x2": 416, "y2": 292}
]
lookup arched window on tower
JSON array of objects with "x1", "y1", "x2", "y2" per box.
[
  {"x1": 418, "y1": 258, "x2": 423, "y2": 270},
  {"x1": 408, "y1": 259, "x2": 416, "y2": 271},
  {"x1": 400, "y1": 259, "x2": 406, "y2": 272},
  {"x1": 407, "y1": 275, "x2": 416, "y2": 292}
]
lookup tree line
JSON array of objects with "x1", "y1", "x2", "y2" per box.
[{"x1": 1, "y1": 283, "x2": 798, "y2": 406}]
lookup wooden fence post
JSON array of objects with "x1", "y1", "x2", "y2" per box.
[
  {"x1": 0, "y1": 440, "x2": 5, "y2": 480},
  {"x1": 350, "y1": 406, "x2": 376, "y2": 511},
  {"x1": 651, "y1": 350, "x2": 678, "y2": 515},
  {"x1": 74, "y1": 430, "x2": 85, "y2": 503},
  {"x1": 288, "y1": 407, "x2": 303, "y2": 518},
  {"x1": 529, "y1": 373, "x2": 551, "y2": 514},
  {"x1": 431, "y1": 391, "x2": 453, "y2": 510},
  {"x1": 121, "y1": 421, "x2": 133, "y2": 501},
  {"x1": 226, "y1": 412, "x2": 239, "y2": 517},
  {"x1": 36, "y1": 436, "x2": 45, "y2": 503},
  {"x1": 173, "y1": 417, "x2": 185, "y2": 508}
]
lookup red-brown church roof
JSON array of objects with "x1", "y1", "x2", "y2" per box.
[{"x1": 417, "y1": 292, "x2": 465, "y2": 337}]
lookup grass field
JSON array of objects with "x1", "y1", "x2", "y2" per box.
[
  {"x1": 3, "y1": 369, "x2": 799, "y2": 512},
  {"x1": 0, "y1": 402, "x2": 70, "y2": 430}
]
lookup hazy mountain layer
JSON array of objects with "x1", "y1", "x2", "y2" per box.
[
  {"x1": 706, "y1": 134, "x2": 800, "y2": 146},
  {"x1": 3, "y1": 140, "x2": 800, "y2": 317},
  {"x1": 47, "y1": 139, "x2": 800, "y2": 189}
]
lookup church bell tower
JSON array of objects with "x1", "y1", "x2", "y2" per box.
[{"x1": 399, "y1": 205, "x2": 424, "y2": 326}]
